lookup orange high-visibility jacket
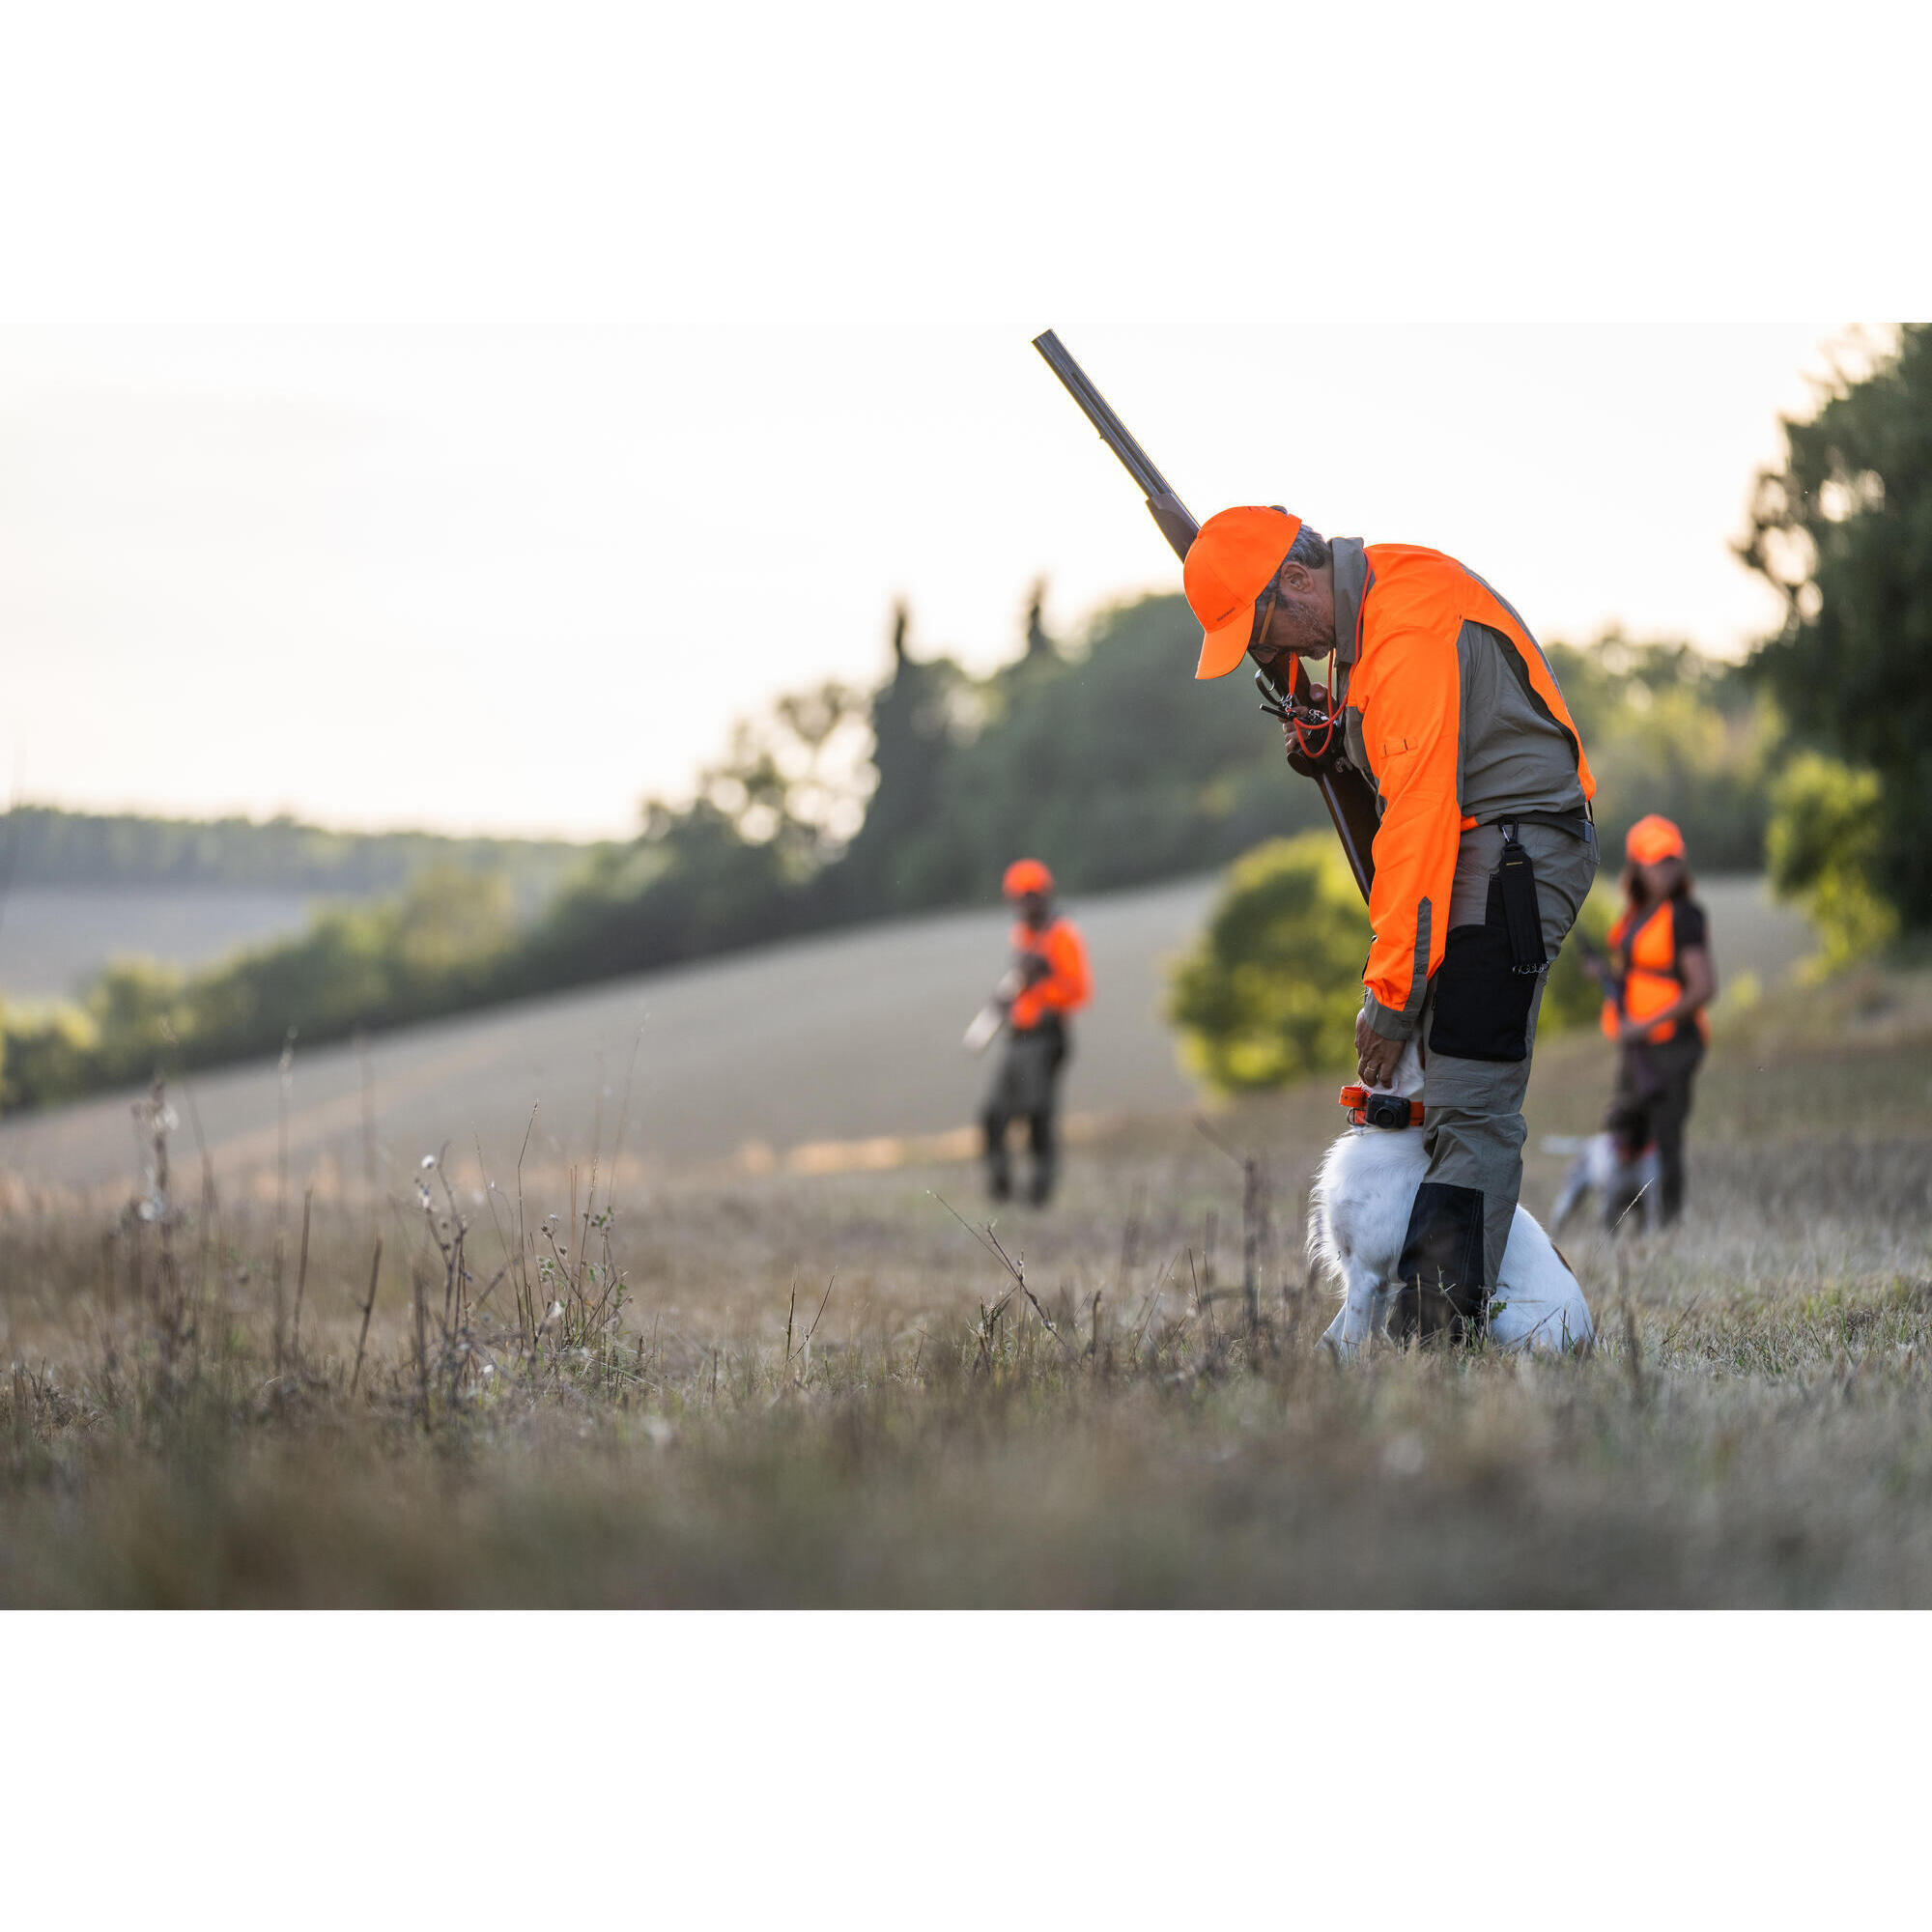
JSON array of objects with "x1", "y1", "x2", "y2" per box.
[
  {"x1": 1010, "y1": 918, "x2": 1091, "y2": 1032},
  {"x1": 1601, "y1": 899, "x2": 1710, "y2": 1045},
  {"x1": 1331, "y1": 540, "x2": 1596, "y2": 1038}
]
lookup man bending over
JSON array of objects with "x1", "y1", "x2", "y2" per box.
[{"x1": 1185, "y1": 507, "x2": 1599, "y2": 1342}]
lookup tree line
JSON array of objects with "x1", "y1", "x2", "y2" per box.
[{"x1": 0, "y1": 807, "x2": 603, "y2": 915}]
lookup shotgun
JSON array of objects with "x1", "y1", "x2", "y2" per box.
[
  {"x1": 1572, "y1": 922, "x2": 1622, "y2": 1003},
  {"x1": 1030, "y1": 328, "x2": 1379, "y2": 901},
  {"x1": 962, "y1": 967, "x2": 1023, "y2": 1055}
]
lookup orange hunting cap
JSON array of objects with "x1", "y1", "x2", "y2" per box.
[
  {"x1": 1184, "y1": 505, "x2": 1303, "y2": 680},
  {"x1": 1003, "y1": 858, "x2": 1053, "y2": 897},
  {"x1": 1625, "y1": 814, "x2": 1687, "y2": 866}
]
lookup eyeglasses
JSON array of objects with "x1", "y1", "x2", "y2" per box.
[{"x1": 1248, "y1": 566, "x2": 1284, "y2": 660}]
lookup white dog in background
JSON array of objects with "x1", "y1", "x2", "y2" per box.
[
  {"x1": 1546, "y1": 1132, "x2": 1661, "y2": 1234},
  {"x1": 1308, "y1": 1035, "x2": 1594, "y2": 1355}
]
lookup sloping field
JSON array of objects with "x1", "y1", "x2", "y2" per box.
[
  {"x1": 0, "y1": 885, "x2": 320, "y2": 999},
  {"x1": 0, "y1": 876, "x2": 1213, "y2": 1195},
  {"x1": 0, "y1": 873, "x2": 1811, "y2": 1197}
]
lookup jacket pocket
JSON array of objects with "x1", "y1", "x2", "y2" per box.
[{"x1": 1428, "y1": 871, "x2": 1540, "y2": 1063}]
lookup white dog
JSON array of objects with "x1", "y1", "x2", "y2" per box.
[
  {"x1": 1309, "y1": 1037, "x2": 1594, "y2": 1355},
  {"x1": 1546, "y1": 1132, "x2": 1661, "y2": 1234}
]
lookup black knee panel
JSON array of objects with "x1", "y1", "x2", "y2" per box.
[
  {"x1": 1387, "y1": 1281, "x2": 1469, "y2": 1346},
  {"x1": 1395, "y1": 1180, "x2": 1489, "y2": 1340}
]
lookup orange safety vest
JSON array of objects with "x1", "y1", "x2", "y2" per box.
[
  {"x1": 1009, "y1": 918, "x2": 1091, "y2": 1032},
  {"x1": 1338, "y1": 544, "x2": 1596, "y2": 1026},
  {"x1": 1601, "y1": 900, "x2": 1709, "y2": 1044}
]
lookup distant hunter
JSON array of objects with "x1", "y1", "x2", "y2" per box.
[{"x1": 980, "y1": 860, "x2": 1091, "y2": 1207}]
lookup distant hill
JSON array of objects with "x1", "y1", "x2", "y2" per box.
[{"x1": 0, "y1": 806, "x2": 610, "y2": 917}]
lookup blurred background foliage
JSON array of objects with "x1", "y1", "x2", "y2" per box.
[
  {"x1": 1764, "y1": 753, "x2": 1897, "y2": 979},
  {"x1": 1742, "y1": 323, "x2": 1932, "y2": 925},
  {"x1": 1545, "y1": 638, "x2": 1777, "y2": 870},
  {"x1": 6, "y1": 327, "x2": 1928, "y2": 1110},
  {"x1": 1166, "y1": 836, "x2": 1369, "y2": 1092},
  {"x1": 1, "y1": 869, "x2": 519, "y2": 1109}
]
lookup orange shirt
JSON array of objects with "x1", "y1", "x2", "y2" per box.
[{"x1": 1009, "y1": 917, "x2": 1091, "y2": 1031}]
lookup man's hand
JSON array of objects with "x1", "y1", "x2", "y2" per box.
[
  {"x1": 1617, "y1": 1015, "x2": 1657, "y2": 1045},
  {"x1": 1355, "y1": 1009, "x2": 1404, "y2": 1089},
  {"x1": 1018, "y1": 953, "x2": 1052, "y2": 987},
  {"x1": 1281, "y1": 683, "x2": 1331, "y2": 778},
  {"x1": 1283, "y1": 724, "x2": 1322, "y2": 778}
]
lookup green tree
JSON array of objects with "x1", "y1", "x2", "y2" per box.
[
  {"x1": 386, "y1": 867, "x2": 517, "y2": 990},
  {"x1": 1741, "y1": 325, "x2": 1932, "y2": 923},
  {"x1": 911, "y1": 592, "x2": 1328, "y2": 906},
  {"x1": 828, "y1": 604, "x2": 973, "y2": 913},
  {"x1": 1166, "y1": 835, "x2": 1370, "y2": 1093},
  {"x1": 1764, "y1": 752, "x2": 1896, "y2": 977},
  {"x1": 0, "y1": 1005, "x2": 98, "y2": 1113},
  {"x1": 1547, "y1": 639, "x2": 1777, "y2": 872}
]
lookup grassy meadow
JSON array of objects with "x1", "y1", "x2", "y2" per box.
[{"x1": 2, "y1": 955, "x2": 1930, "y2": 1607}]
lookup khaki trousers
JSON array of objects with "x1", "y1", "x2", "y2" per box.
[{"x1": 1411, "y1": 819, "x2": 1601, "y2": 1297}]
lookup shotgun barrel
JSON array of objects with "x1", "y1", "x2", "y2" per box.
[
  {"x1": 1030, "y1": 329, "x2": 1379, "y2": 901},
  {"x1": 1255, "y1": 667, "x2": 1378, "y2": 896},
  {"x1": 1032, "y1": 329, "x2": 1200, "y2": 562}
]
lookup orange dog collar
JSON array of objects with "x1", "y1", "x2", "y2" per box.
[{"x1": 1338, "y1": 1084, "x2": 1425, "y2": 1128}]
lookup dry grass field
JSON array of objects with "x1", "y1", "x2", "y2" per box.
[{"x1": 3, "y1": 948, "x2": 1930, "y2": 1607}]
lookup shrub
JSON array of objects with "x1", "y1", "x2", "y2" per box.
[
  {"x1": 0, "y1": 1004, "x2": 99, "y2": 1113},
  {"x1": 1170, "y1": 832, "x2": 1613, "y2": 1097},
  {"x1": 1166, "y1": 835, "x2": 1370, "y2": 1093},
  {"x1": 1765, "y1": 752, "x2": 1897, "y2": 977}
]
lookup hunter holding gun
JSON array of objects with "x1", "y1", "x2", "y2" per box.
[
  {"x1": 1185, "y1": 507, "x2": 1600, "y2": 1342},
  {"x1": 980, "y1": 859, "x2": 1091, "y2": 1207}
]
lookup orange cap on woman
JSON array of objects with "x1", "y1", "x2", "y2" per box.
[
  {"x1": 1625, "y1": 814, "x2": 1686, "y2": 866},
  {"x1": 1003, "y1": 859, "x2": 1053, "y2": 897},
  {"x1": 1183, "y1": 505, "x2": 1303, "y2": 680}
]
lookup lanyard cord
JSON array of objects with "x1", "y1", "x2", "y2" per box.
[
  {"x1": 1289, "y1": 647, "x2": 1341, "y2": 762},
  {"x1": 1252, "y1": 546, "x2": 1343, "y2": 763}
]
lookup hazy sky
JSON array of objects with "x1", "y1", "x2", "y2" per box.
[{"x1": 2, "y1": 4, "x2": 1921, "y2": 840}]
